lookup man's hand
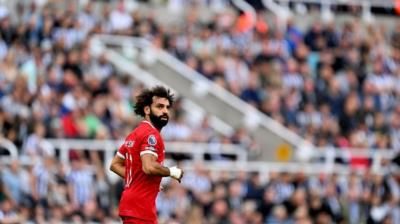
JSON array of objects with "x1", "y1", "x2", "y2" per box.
[{"x1": 169, "y1": 166, "x2": 184, "y2": 182}]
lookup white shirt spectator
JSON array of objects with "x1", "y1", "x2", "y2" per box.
[
  {"x1": 67, "y1": 161, "x2": 95, "y2": 206},
  {"x1": 182, "y1": 167, "x2": 211, "y2": 193},
  {"x1": 210, "y1": 33, "x2": 234, "y2": 52},
  {"x1": 89, "y1": 58, "x2": 114, "y2": 80},
  {"x1": 0, "y1": 210, "x2": 19, "y2": 223},
  {"x1": 1, "y1": 162, "x2": 29, "y2": 205},
  {"x1": 366, "y1": 74, "x2": 395, "y2": 111},
  {"x1": 109, "y1": 8, "x2": 132, "y2": 32},
  {"x1": 33, "y1": 160, "x2": 55, "y2": 199},
  {"x1": 167, "y1": 0, "x2": 185, "y2": 13},
  {"x1": 0, "y1": 39, "x2": 7, "y2": 60},
  {"x1": 367, "y1": 73, "x2": 394, "y2": 93},
  {"x1": 53, "y1": 26, "x2": 85, "y2": 49},
  {"x1": 297, "y1": 106, "x2": 322, "y2": 128},
  {"x1": 267, "y1": 38, "x2": 291, "y2": 59},
  {"x1": 23, "y1": 133, "x2": 54, "y2": 157},
  {"x1": 390, "y1": 128, "x2": 400, "y2": 153},
  {"x1": 162, "y1": 119, "x2": 192, "y2": 141},
  {"x1": 224, "y1": 56, "x2": 249, "y2": 90},
  {"x1": 269, "y1": 181, "x2": 295, "y2": 203},
  {"x1": 78, "y1": 5, "x2": 97, "y2": 35},
  {"x1": 156, "y1": 190, "x2": 178, "y2": 219},
  {"x1": 0, "y1": 95, "x2": 31, "y2": 119},
  {"x1": 282, "y1": 73, "x2": 303, "y2": 90}
]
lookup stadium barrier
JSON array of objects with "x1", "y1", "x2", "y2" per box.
[
  {"x1": 1, "y1": 138, "x2": 397, "y2": 178},
  {"x1": 177, "y1": 146, "x2": 397, "y2": 176},
  {"x1": 312, "y1": 147, "x2": 396, "y2": 174},
  {"x1": 264, "y1": 0, "x2": 395, "y2": 24},
  {"x1": 44, "y1": 139, "x2": 248, "y2": 183},
  {"x1": 32, "y1": 139, "x2": 395, "y2": 175},
  {"x1": 271, "y1": 0, "x2": 394, "y2": 8},
  {"x1": 44, "y1": 138, "x2": 247, "y2": 163},
  {"x1": 262, "y1": 0, "x2": 292, "y2": 30},
  {"x1": 0, "y1": 137, "x2": 18, "y2": 163}
]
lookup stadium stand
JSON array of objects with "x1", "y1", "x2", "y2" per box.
[{"x1": 0, "y1": 0, "x2": 399, "y2": 223}]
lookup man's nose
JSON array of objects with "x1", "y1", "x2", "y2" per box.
[{"x1": 162, "y1": 107, "x2": 169, "y2": 114}]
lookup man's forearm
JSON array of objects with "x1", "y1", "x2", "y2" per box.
[
  {"x1": 110, "y1": 164, "x2": 125, "y2": 178},
  {"x1": 141, "y1": 154, "x2": 183, "y2": 182},
  {"x1": 142, "y1": 161, "x2": 170, "y2": 176}
]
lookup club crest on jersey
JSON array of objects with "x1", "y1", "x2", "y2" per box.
[
  {"x1": 148, "y1": 135, "x2": 157, "y2": 146},
  {"x1": 125, "y1": 141, "x2": 134, "y2": 148}
]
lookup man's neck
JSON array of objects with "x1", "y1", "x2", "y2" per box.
[{"x1": 143, "y1": 118, "x2": 161, "y2": 131}]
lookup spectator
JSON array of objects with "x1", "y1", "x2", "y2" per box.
[
  {"x1": 1, "y1": 160, "x2": 30, "y2": 206},
  {"x1": 109, "y1": 0, "x2": 133, "y2": 33},
  {"x1": 67, "y1": 156, "x2": 95, "y2": 211},
  {"x1": 0, "y1": 1, "x2": 398, "y2": 223}
]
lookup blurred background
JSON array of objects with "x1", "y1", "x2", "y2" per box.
[{"x1": 0, "y1": 0, "x2": 400, "y2": 223}]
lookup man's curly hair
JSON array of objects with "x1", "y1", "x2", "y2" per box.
[{"x1": 134, "y1": 86, "x2": 174, "y2": 117}]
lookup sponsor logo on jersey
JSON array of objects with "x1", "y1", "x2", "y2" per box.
[
  {"x1": 125, "y1": 141, "x2": 134, "y2": 148},
  {"x1": 148, "y1": 135, "x2": 157, "y2": 146}
]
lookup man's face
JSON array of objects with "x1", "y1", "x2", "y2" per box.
[{"x1": 147, "y1": 96, "x2": 170, "y2": 129}]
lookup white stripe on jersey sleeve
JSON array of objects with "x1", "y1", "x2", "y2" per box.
[
  {"x1": 117, "y1": 151, "x2": 125, "y2": 159},
  {"x1": 145, "y1": 146, "x2": 157, "y2": 152},
  {"x1": 140, "y1": 150, "x2": 158, "y2": 158}
]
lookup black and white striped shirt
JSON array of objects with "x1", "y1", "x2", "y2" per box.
[{"x1": 67, "y1": 167, "x2": 94, "y2": 205}]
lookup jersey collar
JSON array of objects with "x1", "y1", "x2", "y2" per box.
[{"x1": 142, "y1": 120, "x2": 157, "y2": 130}]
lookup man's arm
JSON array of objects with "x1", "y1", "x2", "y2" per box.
[
  {"x1": 110, "y1": 155, "x2": 125, "y2": 178},
  {"x1": 141, "y1": 154, "x2": 170, "y2": 176},
  {"x1": 141, "y1": 154, "x2": 184, "y2": 182}
]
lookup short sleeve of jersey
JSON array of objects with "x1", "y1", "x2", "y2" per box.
[
  {"x1": 117, "y1": 137, "x2": 135, "y2": 160},
  {"x1": 117, "y1": 142, "x2": 127, "y2": 159},
  {"x1": 139, "y1": 131, "x2": 161, "y2": 158}
]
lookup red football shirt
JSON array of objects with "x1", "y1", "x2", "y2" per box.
[{"x1": 117, "y1": 120, "x2": 165, "y2": 221}]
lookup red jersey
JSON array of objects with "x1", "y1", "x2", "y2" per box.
[{"x1": 117, "y1": 120, "x2": 165, "y2": 222}]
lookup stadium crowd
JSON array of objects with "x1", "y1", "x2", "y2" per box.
[
  {"x1": 0, "y1": 0, "x2": 399, "y2": 223},
  {"x1": 162, "y1": 1, "x2": 400, "y2": 169},
  {"x1": 165, "y1": 2, "x2": 400, "y2": 158}
]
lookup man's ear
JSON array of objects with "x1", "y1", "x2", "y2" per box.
[{"x1": 144, "y1": 106, "x2": 150, "y2": 115}]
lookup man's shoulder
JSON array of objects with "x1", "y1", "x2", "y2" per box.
[
  {"x1": 125, "y1": 123, "x2": 157, "y2": 143},
  {"x1": 135, "y1": 121, "x2": 159, "y2": 135},
  {"x1": 132, "y1": 122, "x2": 155, "y2": 135}
]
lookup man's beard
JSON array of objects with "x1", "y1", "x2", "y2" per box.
[{"x1": 149, "y1": 110, "x2": 169, "y2": 129}]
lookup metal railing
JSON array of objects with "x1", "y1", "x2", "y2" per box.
[
  {"x1": 0, "y1": 137, "x2": 18, "y2": 163},
  {"x1": 312, "y1": 147, "x2": 397, "y2": 174},
  {"x1": 45, "y1": 138, "x2": 248, "y2": 163},
  {"x1": 180, "y1": 161, "x2": 378, "y2": 175},
  {"x1": 44, "y1": 138, "x2": 248, "y2": 183},
  {"x1": 1, "y1": 137, "x2": 397, "y2": 177},
  {"x1": 272, "y1": 0, "x2": 395, "y2": 8},
  {"x1": 179, "y1": 146, "x2": 398, "y2": 176},
  {"x1": 262, "y1": 0, "x2": 292, "y2": 30},
  {"x1": 38, "y1": 139, "x2": 400, "y2": 176},
  {"x1": 264, "y1": 0, "x2": 396, "y2": 24}
]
